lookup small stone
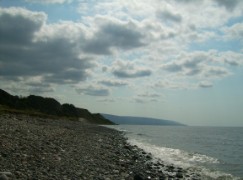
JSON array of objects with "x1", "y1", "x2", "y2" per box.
[
  {"x1": 0, "y1": 174, "x2": 8, "y2": 180},
  {"x1": 0, "y1": 172, "x2": 12, "y2": 180},
  {"x1": 134, "y1": 174, "x2": 144, "y2": 180},
  {"x1": 132, "y1": 155, "x2": 139, "y2": 161},
  {"x1": 113, "y1": 170, "x2": 119, "y2": 174},
  {"x1": 159, "y1": 174, "x2": 167, "y2": 179},
  {"x1": 176, "y1": 172, "x2": 183, "y2": 178},
  {"x1": 147, "y1": 165, "x2": 153, "y2": 170},
  {"x1": 121, "y1": 173, "x2": 129, "y2": 178},
  {"x1": 146, "y1": 154, "x2": 152, "y2": 159},
  {"x1": 1, "y1": 153, "x2": 7, "y2": 158}
]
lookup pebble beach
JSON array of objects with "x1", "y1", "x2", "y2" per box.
[{"x1": 0, "y1": 113, "x2": 201, "y2": 179}]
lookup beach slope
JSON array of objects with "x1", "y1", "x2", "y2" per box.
[{"x1": 0, "y1": 113, "x2": 199, "y2": 179}]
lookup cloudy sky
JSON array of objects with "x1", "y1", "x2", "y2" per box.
[{"x1": 0, "y1": 0, "x2": 243, "y2": 126}]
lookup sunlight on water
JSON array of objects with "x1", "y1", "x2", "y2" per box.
[
  {"x1": 128, "y1": 138, "x2": 219, "y2": 167},
  {"x1": 107, "y1": 125, "x2": 243, "y2": 180},
  {"x1": 128, "y1": 138, "x2": 238, "y2": 180}
]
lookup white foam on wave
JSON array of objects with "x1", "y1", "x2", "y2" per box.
[
  {"x1": 128, "y1": 138, "x2": 219, "y2": 167},
  {"x1": 199, "y1": 169, "x2": 237, "y2": 180},
  {"x1": 127, "y1": 139, "x2": 240, "y2": 179}
]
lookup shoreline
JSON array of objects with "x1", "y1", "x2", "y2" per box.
[{"x1": 0, "y1": 113, "x2": 200, "y2": 179}]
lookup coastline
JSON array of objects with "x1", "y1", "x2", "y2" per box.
[{"x1": 0, "y1": 113, "x2": 200, "y2": 179}]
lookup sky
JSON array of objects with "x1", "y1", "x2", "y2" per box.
[{"x1": 0, "y1": 0, "x2": 243, "y2": 126}]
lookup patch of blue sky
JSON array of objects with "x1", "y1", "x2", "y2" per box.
[
  {"x1": 217, "y1": 67, "x2": 243, "y2": 91},
  {"x1": 98, "y1": 51, "x2": 145, "y2": 69},
  {"x1": 119, "y1": 51, "x2": 146, "y2": 62},
  {"x1": 98, "y1": 56, "x2": 114, "y2": 66},
  {"x1": 42, "y1": 3, "x2": 81, "y2": 23},
  {"x1": 113, "y1": 86, "x2": 132, "y2": 97},
  {"x1": 78, "y1": 1, "x2": 96, "y2": 15},
  {"x1": 0, "y1": 0, "x2": 81, "y2": 23},
  {"x1": 33, "y1": 2, "x2": 81, "y2": 23},
  {"x1": 226, "y1": 16, "x2": 243, "y2": 27},
  {"x1": 188, "y1": 39, "x2": 242, "y2": 53},
  {"x1": 0, "y1": 0, "x2": 24, "y2": 7}
]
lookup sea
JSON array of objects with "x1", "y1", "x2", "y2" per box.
[{"x1": 107, "y1": 125, "x2": 243, "y2": 180}]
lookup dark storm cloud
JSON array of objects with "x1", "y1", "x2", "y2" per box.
[
  {"x1": 0, "y1": 7, "x2": 94, "y2": 85},
  {"x1": 83, "y1": 22, "x2": 145, "y2": 55}
]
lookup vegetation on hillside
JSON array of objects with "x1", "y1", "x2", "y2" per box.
[{"x1": 0, "y1": 89, "x2": 114, "y2": 125}]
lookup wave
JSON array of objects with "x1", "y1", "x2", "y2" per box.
[{"x1": 128, "y1": 139, "x2": 239, "y2": 180}]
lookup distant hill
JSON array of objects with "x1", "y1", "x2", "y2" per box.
[
  {"x1": 0, "y1": 89, "x2": 114, "y2": 125},
  {"x1": 102, "y1": 114, "x2": 185, "y2": 126}
]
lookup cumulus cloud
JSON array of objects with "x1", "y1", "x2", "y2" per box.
[
  {"x1": 76, "y1": 85, "x2": 110, "y2": 96},
  {"x1": 174, "y1": 0, "x2": 200, "y2": 3},
  {"x1": 161, "y1": 51, "x2": 238, "y2": 79},
  {"x1": 112, "y1": 61, "x2": 152, "y2": 78},
  {"x1": 131, "y1": 97, "x2": 159, "y2": 104},
  {"x1": 99, "y1": 79, "x2": 128, "y2": 87},
  {"x1": 223, "y1": 23, "x2": 243, "y2": 41},
  {"x1": 1, "y1": 0, "x2": 242, "y2": 98},
  {"x1": 163, "y1": 63, "x2": 183, "y2": 73},
  {"x1": 171, "y1": 0, "x2": 241, "y2": 30},
  {"x1": 224, "y1": 59, "x2": 240, "y2": 66},
  {"x1": 156, "y1": 10, "x2": 182, "y2": 23},
  {"x1": 113, "y1": 69, "x2": 152, "y2": 78},
  {"x1": 220, "y1": 51, "x2": 243, "y2": 66},
  {"x1": 97, "y1": 98, "x2": 115, "y2": 103},
  {"x1": 0, "y1": 7, "x2": 46, "y2": 45},
  {"x1": 154, "y1": 80, "x2": 190, "y2": 90},
  {"x1": 162, "y1": 52, "x2": 207, "y2": 76},
  {"x1": 83, "y1": 20, "x2": 146, "y2": 55},
  {"x1": 0, "y1": 77, "x2": 55, "y2": 95},
  {"x1": 0, "y1": 7, "x2": 94, "y2": 86},
  {"x1": 157, "y1": 50, "x2": 243, "y2": 89},
  {"x1": 214, "y1": 0, "x2": 241, "y2": 11},
  {"x1": 199, "y1": 81, "x2": 213, "y2": 88},
  {"x1": 204, "y1": 66, "x2": 230, "y2": 78},
  {"x1": 137, "y1": 92, "x2": 160, "y2": 98}
]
